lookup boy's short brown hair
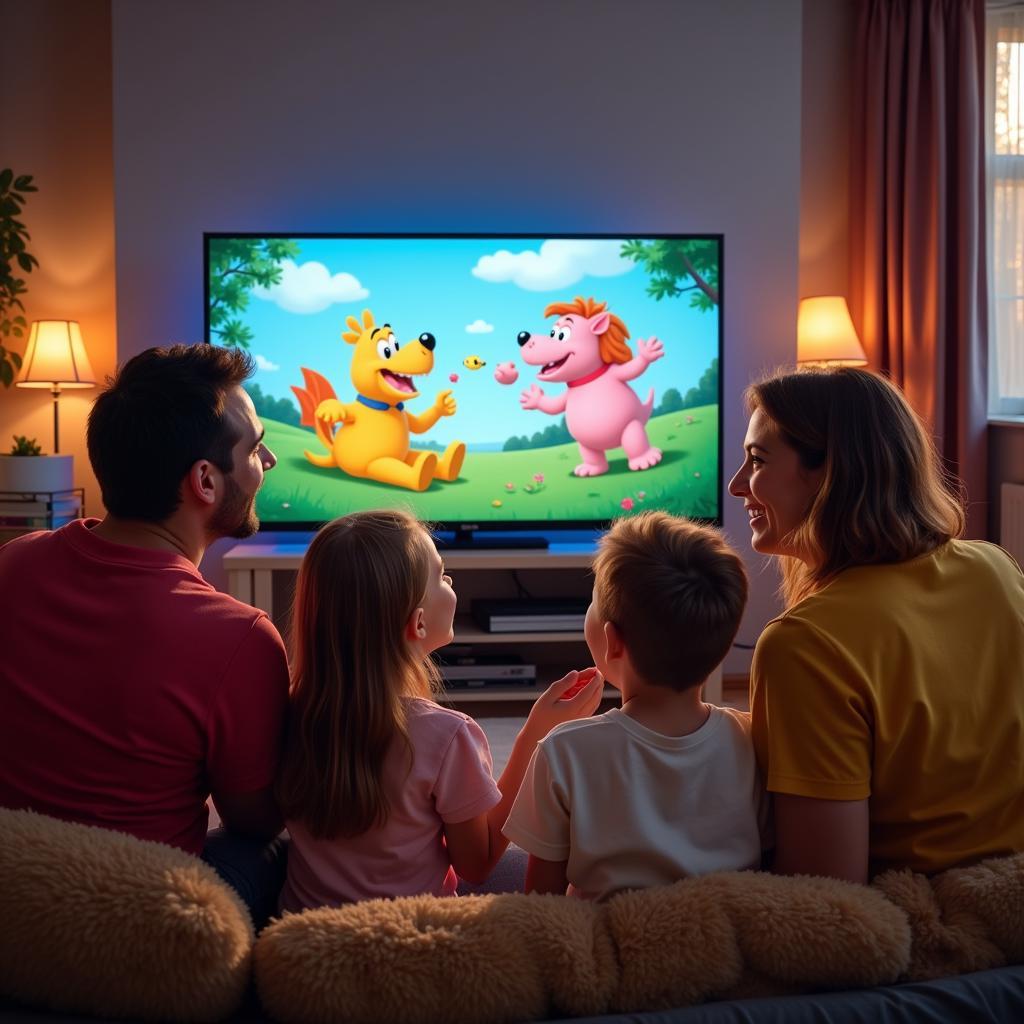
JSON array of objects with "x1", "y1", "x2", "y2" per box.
[{"x1": 592, "y1": 511, "x2": 748, "y2": 690}]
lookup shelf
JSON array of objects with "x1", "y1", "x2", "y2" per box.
[
  {"x1": 223, "y1": 541, "x2": 596, "y2": 575},
  {"x1": 442, "y1": 685, "x2": 619, "y2": 704},
  {"x1": 453, "y1": 616, "x2": 586, "y2": 644}
]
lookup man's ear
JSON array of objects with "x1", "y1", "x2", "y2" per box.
[
  {"x1": 405, "y1": 606, "x2": 427, "y2": 641},
  {"x1": 185, "y1": 459, "x2": 219, "y2": 508}
]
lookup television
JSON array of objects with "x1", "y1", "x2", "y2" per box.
[{"x1": 204, "y1": 234, "x2": 722, "y2": 544}]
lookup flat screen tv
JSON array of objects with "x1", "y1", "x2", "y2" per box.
[{"x1": 204, "y1": 234, "x2": 722, "y2": 543}]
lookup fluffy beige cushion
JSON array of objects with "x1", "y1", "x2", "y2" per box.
[
  {"x1": 255, "y1": 892, "x2": 616, "y2": 1024},
  {"x1": 0, "y1": 808, "x2": 254, "y2": 1022},
  {"x1": 606, "y1": 871, "x2": 911, "y2": 1011},
  {"x1": 874, "y1": 851, "x2": 1024, "y2": 981},
  {"x1": 253, "y1": 871, "x2": 911, "y2": 1024}
]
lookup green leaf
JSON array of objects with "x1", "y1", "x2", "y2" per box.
[
  {"x1": 0, "y1": 169, "x2": 11, "y2": 192},
  {"x1": 12, "y1": 326, "x2": 23, "y2": 337},
  {"x1": 16, "y1": 252, "x2": 33, "y2": 273},
  {"x1": 13, "y1": 175, "x2": 34, "y2": 190},
  {"x1": 13, "y1": 315, "x2": 25, "y2": 326},
  {"x1": 11, "y1": 351, "x2": 21, "y2": 368},
  {"x1": 0, "y1": 360, "x2": 12, "y2": 388}
]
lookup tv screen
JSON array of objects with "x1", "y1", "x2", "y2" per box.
[{"x1": 204, "y1": 234, "x2": 722, "y2": 536}]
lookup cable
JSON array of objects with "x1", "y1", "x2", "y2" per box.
[{"x1": 510, "y1": 570, "x2": 534, "y2": 599}]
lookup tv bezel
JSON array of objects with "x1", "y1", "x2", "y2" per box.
[{"x1": 203, "y1": 231, "x2": 724, "y2": 537}]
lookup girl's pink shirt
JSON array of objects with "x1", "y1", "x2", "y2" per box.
[{"x1": 280, "y1": 696, "x2": 501, "y2": 912}]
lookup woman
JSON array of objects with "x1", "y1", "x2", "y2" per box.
[{"x1": 728, "y1": 367, "x2": 1024, "y2": 883}]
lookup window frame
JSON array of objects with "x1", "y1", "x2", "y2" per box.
[{"x1": 986, "y1": 9, "x2": 1024, "y2": 418}]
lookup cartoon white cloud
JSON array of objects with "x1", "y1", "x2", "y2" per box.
[
  {"x1": 252, "y1": 259, "x2": 369, "y2": 314},
  {"x1": 254, "y1": 354, "x2": 280, "y2": 371},
  {"x1": 465, "y1": 319, "x2": 494, "y2": 334},
  {"x1": 471, "y1": 239, "x2": 634, "y2": 291}
]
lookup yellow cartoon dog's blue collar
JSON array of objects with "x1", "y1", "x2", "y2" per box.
[{"x1": 357, "y1": 394, "x2": 404, "y2": 412}]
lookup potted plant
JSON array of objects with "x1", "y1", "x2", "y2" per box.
[
  {"x1": 0, "y1": 434, "x2": 74, "y2": 495},
  {"x1": 0, "y1": 168, "x2": 38, "y2": 388}
]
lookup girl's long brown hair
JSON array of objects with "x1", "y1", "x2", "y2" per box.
[
  {"x1": 746, "y1": 367, "x2": 966, "y2": 607},
  {"x1": 276, "y1": 509, "x2": 440, "y2": 839}
]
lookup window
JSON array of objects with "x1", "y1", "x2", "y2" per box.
[{"x1": 987, "y1": 4, "x2": 1024, "y2": 415}]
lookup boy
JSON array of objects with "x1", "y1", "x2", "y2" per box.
[{"x1": 503, "y1": 511, "x2": 766, "y2": 900}]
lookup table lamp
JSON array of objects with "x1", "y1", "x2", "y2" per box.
[
  {"x1": 15, "y1": 320, "x2": 96, "y2": 453},
  {"x1": 797, "y1": 296, "x2": 868, "y2": 367}
]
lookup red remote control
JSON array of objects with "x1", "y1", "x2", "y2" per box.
[{"x1": 560, "y1": 667, "x2": 599, "y2": 699}]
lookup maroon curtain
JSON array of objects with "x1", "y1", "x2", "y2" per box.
[{"x1": 849, "y1": 0, "x2": 989, "y2": 537}]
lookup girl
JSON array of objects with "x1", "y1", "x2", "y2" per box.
[
  {"x1": 728, "y1": 367, "x2": 1024, "y2": 884},
  {"x1": 276, "y1": 509, "x2": 603, "y2": 911}
]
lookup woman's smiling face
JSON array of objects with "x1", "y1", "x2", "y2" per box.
[{"x1": 728, "y1": 407, "x2": 824, "y2": 563}]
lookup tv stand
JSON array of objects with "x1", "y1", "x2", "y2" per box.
[
  {"x1": 436, "y1": 532, "x2": 549, "y2": 551},
  {"x1": 222, "y1": 539, "x2": 722, "y2": 705}
]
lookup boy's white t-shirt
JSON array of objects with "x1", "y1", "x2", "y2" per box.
[{"x1": 503, "y1": 705, "x2": 765, "y2": 902}]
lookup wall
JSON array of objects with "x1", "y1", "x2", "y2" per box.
[
  {"x1": 0, "y1": 0, "x2": 116, "y2": 517},
  {"x1": 990, "y1": 424, "x2": 1024, "y2": 541},
  {"x1": 110, "y1": 0, "x2": 804, "y2": 671},
  {"x1": 799, "y1": 0, "x2": 854, "y2": 301}
]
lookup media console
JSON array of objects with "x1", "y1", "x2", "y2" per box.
[{"x1": 223, "y1": 539, "x2": 722, "y2": 706}]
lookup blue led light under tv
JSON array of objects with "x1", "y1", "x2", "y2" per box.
[{"x1": 204, "y1": 233, "x2": 722, "y2": 545}]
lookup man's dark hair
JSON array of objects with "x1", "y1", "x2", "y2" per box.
[{"x1": 87, "y1": 344, "x2": 255, "y2": 521}]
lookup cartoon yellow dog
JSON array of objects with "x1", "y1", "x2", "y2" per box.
[{"x1": 291, "y1": 309, "x2": 466, "y2": 491}]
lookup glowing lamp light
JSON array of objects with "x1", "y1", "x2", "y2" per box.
[
  {"x1": 797, "y1": 296, "x2": 868, "y2": 367},
  {"x1": 16, "y1": 320, "x2": 96, "y2": 453}
]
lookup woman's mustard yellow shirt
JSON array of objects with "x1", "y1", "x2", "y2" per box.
[{"x1": 751, "y1": 540, "x2": 1024, "y2": 875}]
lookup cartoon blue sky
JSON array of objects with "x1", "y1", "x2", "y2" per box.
[{"x1": 227, "y1": 237, "x2": 719, "y2": 448}]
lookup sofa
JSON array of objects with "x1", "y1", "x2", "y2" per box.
[{"x1": 2, "y1": 809, "x2": 1022, "y2": 1024}]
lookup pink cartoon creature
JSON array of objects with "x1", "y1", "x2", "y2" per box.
[{"x1": 517, "y1": 296, "x2": 664, "y2": 477}]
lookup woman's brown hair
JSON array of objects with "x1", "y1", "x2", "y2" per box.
[
  {"x1": 276, "y1": 509, "x2": 441, "y2": 839},
  {"x1": 746, "y1": 367, "x2": 966, "y2": 607}
]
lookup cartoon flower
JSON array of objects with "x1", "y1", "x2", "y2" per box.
[
  {"x1": 685, "y1": 415, "x2": 694, "y2": 424},
  {"x1": 505, "y1": 482, "x2": 515, "y2": 491},
  {"x1": 620, "y1": 497, "x2": 635, "y2": 511},
  {"x1": 282, "y1": 502, "x2": 291, "y2": 509},
  {"x1": 449, "y1": 373, "x2": 459, "y2": 383},
  {"x1": 636, "y1": 491, "x2": 646, "y2": 501},
  {"x1": 491, "y1": 499, "x2": 503, "y2": 508},
  {"x1": 524, "y1": 484, "x2": 535, "y2": 493},
  {"x1": 693, "y1": 471, "x2": 701, "y2": 478},
  {"x1": 533, "y1": 473, "x2": 545, "y2": 483}
]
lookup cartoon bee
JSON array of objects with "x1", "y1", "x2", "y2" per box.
[{"x1": 463, "y1": 355, "x2": 486, "y2": 370}]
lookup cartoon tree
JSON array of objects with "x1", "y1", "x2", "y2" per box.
[
  {"x1": 682, "y1": 358, "x2": 718, "y2": 409},
  {"x1": 654, "y1": 387, "x2": 684, "y2": 415},
  {"x1": 620, "y1": 239, "x2": 719, "y2": 312},
  {"x1": 244, "y1": 382, "x2": 303, "y2": 428},
  {"x1": 208, "y1": 238, "x2": 300, "y2": 348}
]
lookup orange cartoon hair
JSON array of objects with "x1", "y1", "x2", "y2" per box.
[{"x1": 544, "y1": 296, "x2": 632, "y2": 365}]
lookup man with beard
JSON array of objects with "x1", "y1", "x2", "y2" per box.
[{"x1": 0, "y1": 344, "x2": 289, "y2": 926}]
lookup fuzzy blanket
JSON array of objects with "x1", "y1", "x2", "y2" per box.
[{"x1": 255, "y1": 853, "x2": 1024, "y2": 1024}]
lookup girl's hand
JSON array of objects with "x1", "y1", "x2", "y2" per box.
[{"x1": 522, "y1": 668, "x2": 604, "y2": 742}]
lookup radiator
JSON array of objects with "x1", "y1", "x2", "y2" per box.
[{"x1": 1000, "y1": 483, "x2": 1024, "y2": 567}]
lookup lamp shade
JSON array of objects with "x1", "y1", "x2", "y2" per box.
[
  {"x1": 797, "y1": 297, "x2": 868, "y2": 366},
  {"x1": 16, "y1": 320, "x2": 96, "y2": 389}
]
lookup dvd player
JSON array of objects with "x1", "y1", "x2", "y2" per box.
[{"x1": 471, "y1": 598, "x2": 588, "y2": 633}]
